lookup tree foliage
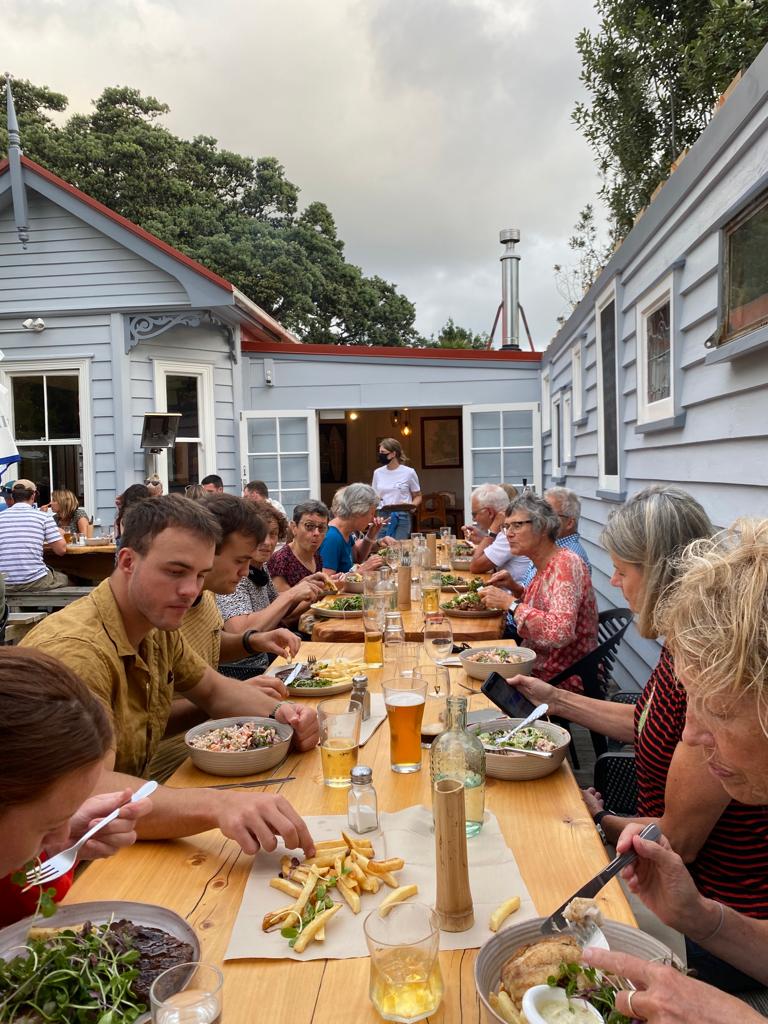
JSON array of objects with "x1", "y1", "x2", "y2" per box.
[
  {"x1": 553, "y1": 204, "x2": 611, "y2": 315},
  {"x1": 574, "y1": 0, "x2": 768, "y2": 241},
  {"x1": 421, "y1": 318, "x2": 489, "y2": 349},
  {"x1": 0, "y1": 80, "x2": 421, "y2": 346}
]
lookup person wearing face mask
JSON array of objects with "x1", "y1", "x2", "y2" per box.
[{"x1": 372, "y1": 438, "x2": 421, "y2": 540}]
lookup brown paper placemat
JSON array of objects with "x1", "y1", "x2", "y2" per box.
[{"x1": 225, "y1": 806, "x2": 535, "y2": 961}]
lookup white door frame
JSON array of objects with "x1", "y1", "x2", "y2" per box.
[
  {"x1": 461, "y1": 402, "x2": 542, "y2": 513},
  {"x1": 239, "y1": 409, "x2": 320, "y2": 501},
  {"x1": 152, "y1": 359, "x2": 216, "y2": 493}
]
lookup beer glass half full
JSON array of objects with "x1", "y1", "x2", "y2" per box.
[{"x1": 383, "y1": 672, "x2": 426, "y2": 773}]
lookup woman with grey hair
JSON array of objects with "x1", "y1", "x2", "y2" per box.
[
  {"x1": 318, "y1": 483, "x2": 384, "y2": 573},
  {"x1": 480, "y1": 493, "x2": 598, "y2": 691}
]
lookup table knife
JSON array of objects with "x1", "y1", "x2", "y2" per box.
[
  {"x1": 208, "y1": 775, "x2": 296, "y2": 790},
  {"x1": 540, "y1": 822, "x2": 662, "y2": 934},
  {"x1": 283, "y1": 663, "x2": 303, "y2": 687}
]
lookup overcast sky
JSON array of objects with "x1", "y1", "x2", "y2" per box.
[{"x1": 6, "y1": 0, "x2": 604, "y2": 348}]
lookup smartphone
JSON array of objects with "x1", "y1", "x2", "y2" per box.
[{"x1": 481, "y1": 672, "x2": 537, "y2": 720}]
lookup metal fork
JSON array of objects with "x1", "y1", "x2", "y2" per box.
[
  {"x1": 24, "y1": 780, "x2": 157, "y2": 887},
  {"x1": 306, "y1": 654, "x2": 317, "y2": 667}
]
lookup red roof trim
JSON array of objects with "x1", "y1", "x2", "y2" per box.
[
  {"x1": 0, "y1": 156, "x2": 234, "y2": 293},
  {"x1": 241, "y1": 338, "x2": 542, "y2": 361}
]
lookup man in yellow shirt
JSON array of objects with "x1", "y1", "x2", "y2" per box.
[{"x1": 22, "y1": 495, "x2": 317, "y2": 857}]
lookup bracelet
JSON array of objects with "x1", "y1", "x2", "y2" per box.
[
  {"x1": 242, "y1": 629, "x2": 257, "y2": 655},
  {"x1": 697, "y1": 901, "x2": 726, "y2": 943},
  {"x1": 269, "y1": 700, "x2": 291, "y2": 720}
]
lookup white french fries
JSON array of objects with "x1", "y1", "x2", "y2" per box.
[
  {"x1": 489, "y1": 989, "x2": 523, "y2": 1024},
  {"x1": 378, "y1": 884, "x2": 419, "y2": 917},
  {"x1": 293, "y1": 904, "x2": 342, "y2": 953},
  {"x1": 270, "y1": 877, "x2": 303, "y2": 899},
  {"x1": 489, "y1": 895, "x2": 521, "y2": 932}
]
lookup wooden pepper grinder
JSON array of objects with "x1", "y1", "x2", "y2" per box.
[
  {"x1": 433, "y1": 778, "x2": 474, "y2": 932},
  {"x1": 426, "y1": 533, "x2": 437, "y2": 569},
  {"x1": 397, "y1": 563, "x2": 411, "y2": 611}
]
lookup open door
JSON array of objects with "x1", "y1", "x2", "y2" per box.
[
  {"x1": 462, "y1": 403, "x2": 541, "y2": 513},
  {"x1": 239, "y1": 410, "x2": 319, "y2": 518}
]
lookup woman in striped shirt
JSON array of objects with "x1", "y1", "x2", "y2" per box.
[{"x1": 507, "y1": 486, "x2": 768, "y2": 992}]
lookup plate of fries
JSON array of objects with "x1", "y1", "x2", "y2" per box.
[
  {"x1": 275, "y1": 658, "x2": 367, "y2": 697},
  {"x1": 262, "y1": 832, "x2": 417, "y2": 956}
]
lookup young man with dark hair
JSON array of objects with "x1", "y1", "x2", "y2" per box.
[
  {"x1": 200, "y1": 474, "x2": 225, "y2": 494},
  {"x1": 243, "y1": 479, "x2": 287, "y2": 516},
  {"x1": 23, "y1": 495, "x2": 316, "y2": 857}
]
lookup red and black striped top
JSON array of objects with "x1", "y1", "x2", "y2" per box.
[{"x1": 634, "y1": 646, "x2": 768, "y2": 917}]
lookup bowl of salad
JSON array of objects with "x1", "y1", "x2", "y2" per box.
[
  {"x1": 459, "y1": 645, "x2": 538, "y2": 680},
  {"x1": 468, "y1": 717, "x2": 570, "y2": 780},
  {"x1": 185, "y1": 716, "x2": 293, "y2": 776}
]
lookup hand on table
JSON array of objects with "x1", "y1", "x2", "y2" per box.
[
  {"x1": 479, "y1": 585, "x2": 515, "y2": 612},
  {"x1": 359, "y1": 554, "x2": 384, "y2": 572},
  {"x1": 276, "y1": 702, "x2": 320, "y2": 751},
  {"x1": 582, "y1": 948, "x2": 764, "y2": 1024},
  {"x1": 51, "y1": 788, "x2": 153, "y2": 862},
  {"x1": 214, "y1": 791, "x2": 316, "y2": 857}
]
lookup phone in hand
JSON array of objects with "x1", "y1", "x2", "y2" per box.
[{"x1": 481, "y1": 671, "x2": 537, "y2": 720}]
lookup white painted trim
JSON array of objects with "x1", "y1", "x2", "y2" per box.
[
  {"x1": 541, "y1": 370, "x2": 551, "y2": 432},
  {"x1": 595, "y1": 281, "x2": 621, "y2": 492},
  {"x1": 635, "y1": 274, "x2": 675, "y2": 424},
  {"x1": 563, "y1": 390, "x2": 572, "y2": 464},
  {"x1": 152, "y1": 359, "x2": 216, "y2": 493},
  {"x1": 0, "y1": 357, "x2": 94, "y2": 512},
  {"x1": 461, "y1": 402, "x2": 541, "y2": 513},
  {"x1": 551, "y1": 393, "x2": 562, "y2": 478},
  {"x1": 239, "y1": 409, "x2": 320, "y2": 504},
  {"x1": 571, "y1": 345, "x2": 583, "y2": 421}
]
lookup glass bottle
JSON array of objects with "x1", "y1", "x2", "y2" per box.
[
  {"x1": 429, "y1": 696, "x2": 486, "y2": 837},
  {"x1": 347, "y1": 765, "x2": 379, "y2": 834},
  {"x1": 374, "y1": 567, "x2": 397, "y2": 611}
]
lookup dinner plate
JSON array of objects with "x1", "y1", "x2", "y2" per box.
[
  {"x1": 287, "y1": 679, "x2": 354, "y2": 697},
  {"x1": 310, "y1": 602, "x2": 364, "y2": 619},
  {"x1": 0, "y1": 900, "x2": 200, "y2": 1024},
  {"x1": 441, "y1": 607, "x2": 503, "y2": 619}
]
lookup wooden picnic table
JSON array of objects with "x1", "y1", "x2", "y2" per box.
[
  {"x1": 45, "y1": 542, "x2": 116, "y2": 583},
  {"x1": 66, "y1": 640, "x2": 634, "y2": 1023}
]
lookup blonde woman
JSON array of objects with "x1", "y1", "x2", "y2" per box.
[
  {"x1": 50, "y1": 489, "x2": 88, "y2": 536},
  {"x1": 372, "y1": 437, "x2": 421, "y2": 539},
  {"x1": 585, "y1": 519, "x2": 768, "y2": 1022}
]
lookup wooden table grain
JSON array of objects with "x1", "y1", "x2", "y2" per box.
[{"x1": 66, "y1": 641, "x2": 635, "y2": 1023}]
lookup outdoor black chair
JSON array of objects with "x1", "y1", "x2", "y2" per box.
[
  {"x1": 594, "y1": 750, "x2": 638, "y2": 817},
  {"x1": 546, "y1": 607, "x2": 634, "y2": 767}
]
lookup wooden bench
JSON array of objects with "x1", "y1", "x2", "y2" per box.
[
  {"x1": 6, "y1": 586, "x2": 92, "y2": 611},
  {"x1": 4, "y1": 611, "x2": 47, "y2": 644}
]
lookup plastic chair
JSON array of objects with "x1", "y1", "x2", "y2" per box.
[
  {"x1": 416, "y1": 493, "x2": 448, "y2": 530},
  {"x1": 546, "y1": 607, "x2": 634, "y2": 767},
  {"x1": 594, "y1": 750, "x2": 638, "y2": 817}
]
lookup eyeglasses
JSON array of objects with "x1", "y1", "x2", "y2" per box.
[
  {"x1": 301, "y1": 522, "x2": 327, "y2": 533},
  {"x1": 504, "y1": 520, "x2": 533, "y2": 532}
]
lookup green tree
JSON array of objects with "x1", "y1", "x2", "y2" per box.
[
  {"x1": 554, "y1": 204, "x2": 611, "y2": 314},
  {"x1": 574, "y1": 0, "x2": 768, "y2": 240},
  {"x1": 421, "y1": 318, "x2": 488, "y2": 349},
  {"x1": 0, "y1": 79, "x2": 419, "y2": 346}
]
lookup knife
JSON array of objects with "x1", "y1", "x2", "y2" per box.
[
  {"x1": 283, "y1": 663, "x2": 303, "y2": 687},
  {"x1": 208, "y1": 775, "x2": 296, "y2": 790},
  {"x1": 540, "y1": 822, "x2": 662, "y2": 934}
]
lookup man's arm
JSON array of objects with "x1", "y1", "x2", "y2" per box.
[
  {"x1": 469, "y1": 511, "x2": 506, "y2": 573},
  {"x1": 218, "y1": 627, "x2": 300, "y2": 664}
]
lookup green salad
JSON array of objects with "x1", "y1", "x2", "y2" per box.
[
  {"x1": 476, "y1": 725, "x2": 557, "y2": 752},
  {"x1": 548, "y1": 962, "x2": 632, "y2": 1023},
  {"x1": 323, "y1": 595, "x2": 363, "y2": 611}
]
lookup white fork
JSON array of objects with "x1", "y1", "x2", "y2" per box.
[{"x1": 24, "y1": 780, "x2": 157, "y2": 887}]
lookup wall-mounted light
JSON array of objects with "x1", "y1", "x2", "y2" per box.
[
  {"x1": 348, "y1": 410, "x2": 359, "y2": 421},
  {"x1": 391, "y1": 410, "x2": 400, "y2": 427},
  {"x1": 22, "y1": 317, "x2": 45, "y2": 333},
  {"x1": 264, "y1": 358, "x2": 275, "y2": 386}
]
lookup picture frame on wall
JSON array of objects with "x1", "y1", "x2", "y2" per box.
[{"x1": 421, "y1": 416, "x2": 463, "y2": 468}]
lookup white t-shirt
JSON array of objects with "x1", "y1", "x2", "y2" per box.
[
  {"x1": 372, "y1": 464, "x2": 421, "y2": 507},
  {"x1": 483, "y1": 532, "x2": 531, "y2": 583}
]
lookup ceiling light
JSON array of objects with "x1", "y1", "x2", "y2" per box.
[{"x1": 348, "y1": 410, "x2": 359, "y2": 421}]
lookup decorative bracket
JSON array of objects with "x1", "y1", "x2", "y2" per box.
[{"x1": 125, "y1": 311, "x2": 237, "y2": 362}]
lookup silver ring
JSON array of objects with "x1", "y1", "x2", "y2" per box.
[{"x1": 626, "y1": 989, "x2": 642, "y2": 1019}]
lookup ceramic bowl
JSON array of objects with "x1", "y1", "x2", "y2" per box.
[
  {"x1": 467, "y1": 718, "x2": 570, "y2": 780},
  {"x1": 459, "y1": 645, "x2": 538, "y2": 681},
  {"x1": 522, "y1": 985, "x2": 603, "y2": 1023},
  {"x1": 185, "y1": 716, "x2": 292, "y2": 776}
]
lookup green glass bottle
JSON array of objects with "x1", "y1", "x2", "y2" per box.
[{"x1": 429, "y1": 695, "x2": 486, "y2": 837}]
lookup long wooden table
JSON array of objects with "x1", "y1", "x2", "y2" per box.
[
  {"x1": 67, "y1": 641, "x2": 634, "y2": 1023},
  {"x1": 45, "y1": 543, "x2": 116, "y2": 583},
  {"x1": 312, "y1": 607, "x2": 504, "y2": 643}
]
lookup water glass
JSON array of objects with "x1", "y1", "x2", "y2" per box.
[
  {"x1": 383, "y1": 673, "x2": 427, "y2": 773},
  {"x1": 318, "y1": 698, "x2": 362, "y2": 787},
  {"x1": 423, "y1": 615, "x2": 453, "y2": 664},
  {"x1": 420, "y1": 571, "x2": 441, "y2": 615},
  {"x1": 150, "y1": 962, "x2": 223, "y2": 1024},
  {"x1": 364, "y1": 903, "x2": 443, "y2": 1022}
]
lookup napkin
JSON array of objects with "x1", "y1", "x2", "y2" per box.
[
  {"x1": 359, "y1": 692, "x2": 387, "y2": 746},
  {"x1": 224, "y1": 806, "x2": 535, "y2": 962}
]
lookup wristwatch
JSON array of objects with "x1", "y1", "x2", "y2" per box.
[
  {"x1": 592, "y1": 809, "x2": 612, "y2": 827},
  {"x1": 488, "y1": 530, "x2": 498, "y2": 539},
  {"x1": 242, "y1": 628, "x2": 257, "y2": 655},
  {"x1": 509, "y1": 598, "x2": 521, "y2": 618}
]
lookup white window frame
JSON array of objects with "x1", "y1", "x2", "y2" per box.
[
  {"x1": 551, "y1": 392, "x2": 562, "y2": 479},
  {"x1": 462, "y1": 402, "x2": 542, "y2": 513},
  {"x1": 563, "y1": 389, "x2": 573, "y2": 463},
  {"x1": 595, "y1": 281, "x2": 621, "y2": 492},
  {"x1": 0, "y1": 357, "x2": 94, "y2": 511},
  {"x1": 636, "y1": 274, "x2": 674, "y2": 424},
  {"x1": 571, "y1": 343, "x2": 583, "y2": 421},
  {"x1": 541, "y1": 369, "x2": 551, "y2": 432},
  {"x1": 152, "y1": 360, "x2": 216, "y2": 494},
  {"x1": 239, "y1": 409, "x2": 320, "y2": 506}
]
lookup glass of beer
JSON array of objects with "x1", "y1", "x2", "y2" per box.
[
  {"x1": 383, "y1": 672, "x2": 426, "y2": 773},
  {"x1": 363, "y1": 609, "x2": 385, "y2": 668},
  {"x1": 420, "y1": 571, "x2": 441, "y2": 615},
  {"x1": 318, "y1": 698, "x2": 361, "y2": 787},
  {"x1": 364, "y1": 903, "x2": 443, "y2": 1023},
  {"x1": 150, "y1": 962, "x2": 223, "y2": 1023}
]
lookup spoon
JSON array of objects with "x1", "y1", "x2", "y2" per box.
[{"x1": 503, "y1": 702, "x2": 549, "y2": 738}]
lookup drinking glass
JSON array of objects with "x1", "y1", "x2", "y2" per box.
[
  {"x1": 419, "y1": 664, "x2": 451, "y2": 743},
  {"x1": 383, "y1": 672, "x2": 427, "y2": 773},
  {"x1": 150, "y1": 962, "x2": 223, "y2": 1024},
  {"x1": 364, "y1": 903, "x2": 443, "y2": 1023},
  {"x1": 420, "y1": 570, "x2": 441, "y2": 615},
  {"x1": 363, "y1": 597, "x2": 386, "y2": 668},
  {"x1": 318, "y1": 698, "x2": 362, "y2": 787},
  {"x1": 423, "y1": 615, "x2": 453, "y2": 664}
]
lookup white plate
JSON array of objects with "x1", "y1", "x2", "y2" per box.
[
  {"x1": 287, "y1": 679, "x2": 354, "y2": 697},
  {"x1": 310, "y1": 601, "x2": 363, "y2": 619}
]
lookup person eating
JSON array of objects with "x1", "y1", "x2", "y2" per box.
[
  {"x1": 319, "y1": 483, "x2": 386, "y2": 573},
  {"x1": 268, "y1": 500, "x2": 336, "y2": 627},
  {"x1": 467, "y1": 483, "x2": 530, "y2": 583},
  {"x1": 48, "y1": 488, "x2": 89, "y2": 537}
]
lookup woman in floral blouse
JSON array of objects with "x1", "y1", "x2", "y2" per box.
[{"x1": 480, "y1": 493, "x2": 597, "y2": 691}]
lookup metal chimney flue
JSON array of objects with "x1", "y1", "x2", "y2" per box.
[{"x1": 499, "y1": 228, "x2": 520, "y2": 350}]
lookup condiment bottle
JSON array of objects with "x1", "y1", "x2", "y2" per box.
[
  {"x1": 347, "y1": 765, "x2": 379, "y2": 834},
  {"x1": 350, "y1": 673, "x2": 371, "y2": 721},
  {"x1": 429, "y1": 696, "x2": 486, "y2": 837}
]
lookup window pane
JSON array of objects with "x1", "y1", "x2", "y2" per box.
[
  {"x1": 166, "y1": 375, "x2": 199, "y2": 438},
  {"x1": 502, "y1": 450, "x2": 534, "y2": 483},
  {"x1": 727, "y1": 200, "x2": 768, "y2": 337},
  {"x1": 248, "y1": 418, "x2": 277, "y2": 454},
  {"x1": 281, "y1": 454, "x2": 309, "y2": 487},
  {"x1": 17, "y1": 446, "x2": 50, "y2": 498},
  {"x1": 248, "y1": 456, "x2": 279, "y2": 490},
  {"x1": 12, "y1": 377, "x2": 45, "y2": 440},
  {"x1": 600, "y1": 301, "x2": 618, "y2": 477},
  {"x1": 47, "y1": 376, "x2": 80, "y2": 439},
  {"x1": 472, "y1": 451, "x2": 501, "y2": 483},
  {"x1": 168, "y1": 441, "x2": 199, "y2": 492},
  {"x1": 281, "y1": 489, "x2": 311, "y2": 520},
  {"x1": 279, "y1": 417, "x2": 308, "y2": 452},
  {"x1": 646, "y1": 302, "x2": 671, "y2": 403},
  {"x1": 51, "y1": 444, "x2": 84, "y2": 502},
  {"x1": 471, "y1": 412, "x2": 500, "y2": 448},
  {"x1": 502, "y1": 410, "x2": 532, "y2": 447}
]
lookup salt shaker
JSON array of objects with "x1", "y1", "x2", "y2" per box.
[
  {"x1": 350, "y1": 673, "x2": 371, "y2": 721},
  {"x1": 347, "y1": 765, "x2": 379, "y2": 834}
]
